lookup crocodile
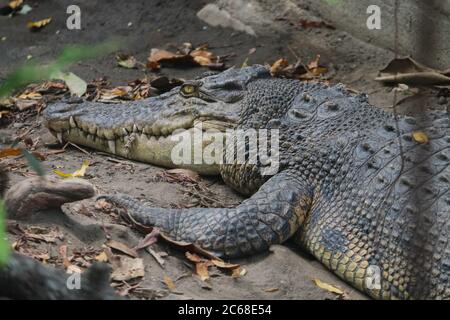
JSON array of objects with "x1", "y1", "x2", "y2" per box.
[{"x1": 43, "y1": 65, "x2": 450, "y2": 300}]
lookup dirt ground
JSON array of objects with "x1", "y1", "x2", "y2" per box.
[{"x1": 0, "y1": 0, "x2": 448, "y2": 300}]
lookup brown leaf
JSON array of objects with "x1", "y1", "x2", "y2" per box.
[
  {"x1": 0, "y1": 148, "x2": 21, "y2": 158},
  {"x1": 27, "y1": 18, "x2": 52, "y2": 30},
  {"x1": 264, "y1": 288, "x2": 279, "y2": 293},
  {"x1": 147, "y1": 48, "x2": 196, "y2": 68},
  {"x1": 211, "y1": 259, "x2": 240, "y2": 270},
  {"x1": 307, "y1": 55, "x2": 328, "y2": 76},
  {"x1": 163, "y1": 275, "x2": 176, "y2": 291},
  {"x1": 106, "y1": 239, "x2": 139, "y2": 258},
  {"x1": 111, "y1": 256, "x2": 145, "y2": 282},
  {"x1": 9, "y1": 0, "x2": 23, "y2": 9},
  {"x1": 59, "y1": 245, "x2": 71, "y2": 269},
  {"x1": 190, "y1": 49, "x2": 215, "y2": 66},
  {"x1": 298, "y1": 19, "x2": 334, "y2": 29},
  {"x1": 116, "y1": 53, "x2": 138, "y2": 69},
  {"x1": 159, "y1": 233, "x2": 222, "y2": 261},
  {"x1": 134, "y1": 228, "x2": 160, "y2": 251},
  {"x1": 231, "y1": 267, "x2": 247, "y2": 278},
  {"x1": 270, "y1": 58, "x2": 289, "y2": 76},
  {"x1": 376, "y1": 57, "x2": 450, "y2": 86},
  {"x1": 196, "y1": 262, "x2": 211, "y2": 281},
  {"x1": 95, "y1": 251, "x2": 108, "y2": 263}
]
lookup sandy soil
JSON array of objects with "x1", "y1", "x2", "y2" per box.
[{"x1": 0, "y1": 0, "x2": 447, "y2": 300}]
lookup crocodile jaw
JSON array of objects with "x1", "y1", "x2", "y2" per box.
[
  {"x1": 51, "y1": 126, "x2": 222, "y2": 175},
  {"x1": 43, "y1": 95, "x2": 239, "y2": 175}
]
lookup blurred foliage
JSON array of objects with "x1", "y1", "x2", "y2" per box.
[
  {"x1": 0, "y1": 41, "x2": 121, "y2": 265},
  {"x1": 0, "y1": 41, "x2": 120, "y2": 98},
  {"x1": 0, "y1": 200, "x2": 8, "y2": 265}
]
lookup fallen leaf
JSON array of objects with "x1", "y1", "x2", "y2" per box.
[
  {"x1": 24, "y1": 226, "x2": 64, "y2": 243},
  {"x1": 211, "y1": 259, "x2": 240, "y2": 270},
  {"x1": 147, "y1": 48, "x2": 195, "y2": 68},
  {"x1": 147, "y1": 247, "x2": 165, "y2": 268},
  {"x1": 52, "y1": 71, "x2": 87, "y2": 97},
  {"x1": 313, "y1": 278, "x2": 344, "y2": 296},
  {"x1": 163, "y1": 275, "x2": 176, "y2": 291},
  {"x1": 59, "y1": 245, "x2": 71, "y2": 269},
  {"x1": 95, "y1": 251, "x2": 108, "y2": 263},
  {"x1": 270, "y1": 58, "x2": 289, "y2": 76},
  {"x1": 375, "y1": 57, "x2": 450, "y2": 86},
  {"x1": 412, "y1": 131, "x2": 429, "y2": 144},
  {"x1": 9, "y1": 0, "x2": 23, "y2": 9},
  {"x1": 116, "y1": 54, "x2": 138, "y2": 69},
  {"x1": 196, "y1": 261, "x2": 211, "y2": 281},
  {"x1": 159, "y1": 233, "x2": 222, "y2": 261},
  {"x1": 14, "y1": 99, "x2": 40, "y2": 111},
  {"x1": 111, "y1": 256, "x2": 145, "y2": 282},
  {"x1": 298, "y1": 18, "x2": 334, "y2": 29},
  {"x1": 54, "y1": 160, "x2": 89, "y2": 178},
  {"x1": 166, "y1": 168, "x2": 200, "y2": 183},
  {"x1": 307, "y1": 55, "x2": 328, "y2": 76},
  {"x1": 134, "y1": 228, "x2": 160, "y2": 251},
  {"x1": 27, "y1": 17, "x2": 52, "y2": 30},
  {"x1": 232, "y1": 267, "x2": 247, "y2": 278},
  {"x1": 190, "y1": 49, "x2": 215, "y2": 66},
  {"x1": 264, "y1": 288, "x2": 279, "y2": 293},
  {"x1": 0, "y1": 148, "x2": 21, "y2": 158},
  {"x1": 106, "y1": 240, "x2": 139, "y2": 258},
  {"x1": 17, "y1": 3, "x2": 31, "y2": 15}
]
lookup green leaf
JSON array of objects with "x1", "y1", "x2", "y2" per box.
[
  {"x1": 52, "y1": 71, "x2": 87, "y2": 97},
  {"x1": 0, "y1": 200, "x2": 10, "y2": 266},
  {"x1": 21, "y1": 149, "x2": 45, "y2": 177}
]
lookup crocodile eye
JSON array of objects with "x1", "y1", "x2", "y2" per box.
[{"x1": 181, "y1": 84, "x2": 198, "y2": 96}]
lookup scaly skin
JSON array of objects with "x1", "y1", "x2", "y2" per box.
[{"x1": 44, "y1": 66, "x2": 450, "y2": 299}]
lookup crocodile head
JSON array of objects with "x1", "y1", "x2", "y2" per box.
[{"x1": 43, "y1": 65, "x2": 270, "y2": 174}]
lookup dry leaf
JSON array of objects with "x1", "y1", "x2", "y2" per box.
[
  {"x1": 376, "y1": 57, "x2": 450, "y2": 86},
  {"x1": 9, "y1": 0, "x2": 23, "y2": 9},
  {"x1": 134, "y1": 228, "x2": 160, "y2": 251},
  {"x1": 264, "y1": 288, "x2": 279, "y2": 293},
  {"x1": 116, "y1": 54, "x2": 137, "y2": 69},
  {"x1": 211, "y1": 259, "x2": 240, "y2": 270},
  {"x1": 307, "y1": 55, "x2": 328, "y2": 76},
  {"x1": 412, "y1": 131, "x2": 429, "y2": 144},
  {"x1": 159, "y1": 233, "x2": 222, "y2": 261},
  {"x1": 95, "y1": 251, "x2": 108, "y2": 262},
  {"x1": 106, "y1": 239, "x2": 139, "y2": 258},
  {"x1": 59, "y1": 245, "x2": 71, "y2": 269},
  {"x1": 190, "y1": 49, "x2": 215, "y2": 66},
  {"x1": 313, "y1": 278, "x2": 344, "y2": 296},
  {"x1": 196, "y1": 262, "x2": 211, "y2": 281},
  {"x1": 298, "y1": 19, "x2": 334, "y2": 29},
  {"x1": 270, "y1": 58, "x2": 289, "y2": 76},
  {"x1": 163, "y1": 275, "x2": 176, "y2": 291},
  {"x1": 166, "y1": 168, "x2": 200, "y2": 182},
  {"x1": 0, "y1": 148, "x2": 21, "y2": 158},
  {"x1": 54, "y1": 160, "x2": 89, "y2": 178},
  {"x1": 111, "y1": 256, "x2": 145, "y2": 281},
  {"x1": 231, "y1": 267, "x2": 247, "y2": 278},
  {"x1": 27, "y1": 18, "x2": 52, "y2": 30}
]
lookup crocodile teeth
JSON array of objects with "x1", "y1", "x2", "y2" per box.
[
  {"x1": 133, "y1": 124, "x2": 138, "y2": 133},
  {"x1": 56, "y1": 132, "x2": 63, "y2": 143},
  {"x1": 122, "y1": 128, "x2": 129, "y2": 136},
  {"x1": 69, "y1": 116, "x2": 77, "y2": 128},
  {"x1": 108, "y1": 140, "x2": 116, "y2": 154}
]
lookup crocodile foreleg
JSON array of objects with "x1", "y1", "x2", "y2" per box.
[{"x1": 98, "y1": 172, "x2": 313, "y2": 258}]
